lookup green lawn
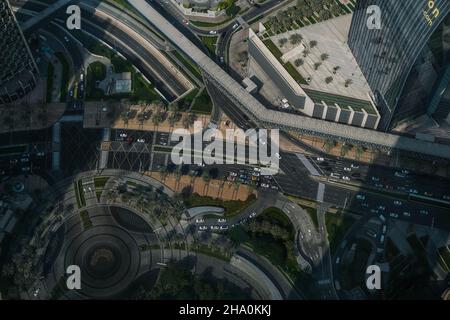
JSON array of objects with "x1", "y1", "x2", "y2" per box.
[
  {"x1": 325, "y1": 212, "x2": 355, "y2": 254},
  {"x1": 86, "y1": 62, "x2": 107, "y2": 100},
  {"x1": 79, "y1": 210, "x2": 93, "y2": 229},
  {"x1": 191, "y1": 88, "x2": 213, "y2": 114},
  {"x1": 171, "y1": 51, "x2": 203, "y2": 80},
  {"x1": 54, "y1": 52, "x2": 70, "y2": 102},
  {"x1": 200, "y1": 36, "x2": 218, "y2": 55},
  {"x1": 94, "y1": 177, "x2": 109, "y2": 201}
]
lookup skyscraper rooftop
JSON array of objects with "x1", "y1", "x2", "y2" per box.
[{"x1": 0, "y1": 0, "x2": 39, "y2": 104}]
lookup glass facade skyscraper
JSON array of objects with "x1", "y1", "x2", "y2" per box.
[
  {"x1": 0, "y1": 0, "x2": 38, "y2": 104},
  {"x1": 349, "y1": 0, "x2": 450, "y2": 130}
]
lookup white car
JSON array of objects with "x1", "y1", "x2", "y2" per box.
[
  {"x1": 342, "y1": 176, "x2": 350, "y2": 181},
  {"x1": 210, "y1": 225, "x2": 220, "y2": 230},
  {"x1": 343, "y1": 167, "x2": 351, "y2": 172},
  {"x1": 390, "y1": 212, "x2": 399, "y2": 218},
  {"x1": 419, "y1": 210, "x2": 429, "y2": 215},
  {"x1": 232, "y1": 23, "x2": 239, "y2": 29},
  {"x1": 64, "y1": 36, "x2": 69, "y2": 42},
  {"x1": 217, "y1": 218, "x2": 226, "y2": 223},
  {"x1": 197, "y1": 162, "x2": 206, "y2": 167},
  {"x1": 220, "y1": 225, "x2": 228, "y2": 230},
  {"x1": 260, "y1": 183, "x2": 269, "y2": 188},
  {"x1": 317, "y1": 157, "x2": 324, "y2": 162},
  {"x1": 350, "y1": 164, "x2": 359, "y2": 169},
  {"x1": 275, "y1": 152, "x2": 281, "y2": 160},
  {"x1": 393, "y1": 200, "x2": 402, "y2": 206},
  {"x1": 253, "y1": 167, "x2": 261, "y2": 172},
  {"x1": 356, "y1": 194, "x2": 365, "y2": 200},
  {"x1": 252, "y1": 171, "x2": 260, "y2": 177},
  {"x1": 198, "y1": 226, "x2": 208, "y2": 231},
  {"x1": 209, "y1": 30, "x2": 217, "y2": 35},
  {"x1": 119, "y1": 133, "x2": 127, "y2": 138},
  {"x1": 230, "y1": 171, "x2": 238, "y2": 177},
  {"x1": 403, "y1": 211, "x2": 411, "y2": 217},
  {"x1": 195, "y1": 218, "x2": 204, "y2": 224},
  {"x1": 137, "y1": 138, "x2": 145, "y2": 143},
  {"x1": 249, "y1": 212, "x2": 256, "y2": 218}
]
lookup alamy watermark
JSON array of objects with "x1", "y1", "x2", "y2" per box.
[{"x1": 170, "y1": 121, "x2": 280, "y2": 176}]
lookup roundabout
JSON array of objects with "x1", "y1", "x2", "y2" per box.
[{"x1": 33, "y1": 170, "x2": 193, "y2": 299}]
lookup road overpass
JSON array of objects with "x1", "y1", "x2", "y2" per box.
[
  {"x1": 128, "y1": 0, "x2": 450, "y2": 161},
  {"x1": 20, "y1": 0, "x2": 78, "y2": 33}
]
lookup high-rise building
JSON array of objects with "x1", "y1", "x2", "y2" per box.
[
  {"x1": 0, "y1": 0, "x2": 39, "y2": 104},
  {"x1": 348, "y1": 0, "x2": 450, "y2": 130}
]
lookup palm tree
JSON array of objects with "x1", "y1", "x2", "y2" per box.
[
  {"x1": 333, "y1": 66, "x2": 341, "y2": 74},
  {"x1": 289, "y1": 33, "x2": 303, "y2": 45},
  {"x1": 320, "y1": 53, "x2": 329, "y2": 61},
  {"x1": 314, "y1": 62, "x2": 322, "y2": 70},
  {"x1": 278, "y1": 38, "x2": 288, "y2": 47},
  {"x1": 309, "y1": 40, "x2": 318, "y2": 48},
  {"x1": 303, "y1": 49, "x2": 310, "y2": 57},
  {"x1": 344, "y1": 79, "x2": 353, "y2": 87},
  {"x1": 325, "y1": 76, "x2": 333, "y2": 84},
  {"x1": 294, "y1": 58, "x2": 304, "y2": 67}
]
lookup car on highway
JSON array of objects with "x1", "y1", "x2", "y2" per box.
[
  {"x1": 182, "y1": 19, "x2": 189, "y2": 25},
  {"x1": 366, "y1": 230, "x2": 377, "y2": 238},
  {"x1": 198, "y1": 226, "x2": 208, "y2": 231},
  {"x1": 209, "y1": 30, "x2": 217, "y2": 35},
  {"x1": 390, "y1": 212, "x2": 399, "y2": 218},
  {"x1": 232, "y1": 23, "x2": 239, "y2": 29},
  {"x1": 119, "y1": 132, "x2": 127, "y2": 138},
  {"x1": 372, "y1": 176, "x2": 380, "y2": 182},
  {"x1": 420, "y1": 210, "x2": 429, "y2": 215},
  {"x1": 260, "y1": 183, "x2": 269, "y2": 188},
  {"x1": 378, "y1": 205, "x2": 386, "y2": 211},
  {"x1": 137, "y1": 138, "x2": 145, "y2": 143},
  {"x1": 409, "y1": 189, "x2": 418, "y2": 194},
  {"x1": 350, "y1": 163, "x2": 359, "y2": 169},
  {"x1": 249, "y1": 212, "x2": 256, "y2": 218},
  {"x1": 210, "y1": 225, "x2": 220, "y2": 230},
  {"x1": 217, "y1": 218, "x2": 226, "y2": 223},
  {"x1": 343, "y1": 167, "x2": 351, "y2": 172},
  {"x1": 271, "y1": 185, "x2": 279, "y2": 190},
  {"x1": 403, "y1": 211, "x2": 411, "y2": 217},
  {"x1": 356, "y1": 194, "x2": 365, "y2": 200},
  {"x1": 220, "y1": 225, "x2": 228, "y2": 230},
  {"x1": 394, "y1": 171, "x2": 407, "y2": 178},
  {"x1": 317, "y1": 157, "x2": 325, "y2": 162},
  {"x1": 220, "y1": 56, "x2": 224, "y2": 63},
  {"x1": 424, "y1": 191, "x2": 433, "y2": 197},
  {"x1": 393, "y1": 200, "x2": 402, "y2": 206},
  {"x1": 195, "y1": 218, "x2": 204, "y2": 224},
  {"x1": 443, "y1": 195, "x2": 450, "y2": 200},
  {"x1": 342, "y1": 176, "x2": 350, "y2": 181}
]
